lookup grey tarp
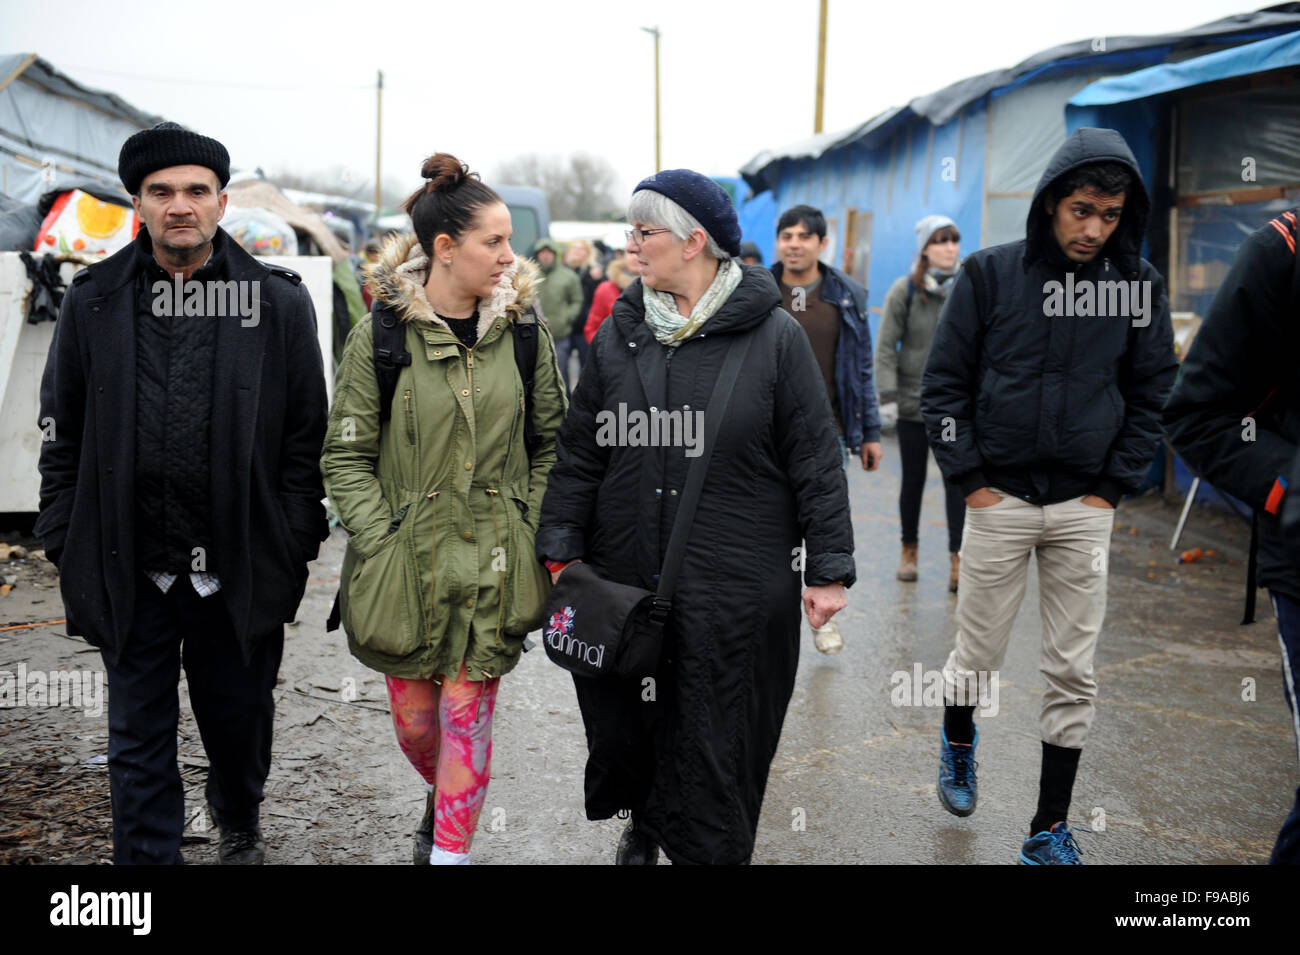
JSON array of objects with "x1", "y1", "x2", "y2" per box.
[{"x1": 1, "y1": 54, "x2": 163, "y2": 202}]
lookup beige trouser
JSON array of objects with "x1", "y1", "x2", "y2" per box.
[{"x1": 942, "y1": 490, "x2": 1115, "y2": 748}]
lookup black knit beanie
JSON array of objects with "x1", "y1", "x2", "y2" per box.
[
  {"x1": 118, "y1": 122, "x2": 231, "y2": 195},
  {"x1": 633, "y1": 169, "x2": 742, "y2": 257}
]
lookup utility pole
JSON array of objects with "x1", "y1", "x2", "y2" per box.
[
  {"x1": 374, "y1": 70, "x2": 383, "y2": 232},
  {"x1": 641, "y1": 26, "x2": 661, "y2": 171},
  {"x1": 814, "y1": 0, "x2": 828, "y2": 134}
]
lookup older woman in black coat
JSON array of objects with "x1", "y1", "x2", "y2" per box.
[{"x1": 535, "y1": 169, "x2": 855, "y2": 865}]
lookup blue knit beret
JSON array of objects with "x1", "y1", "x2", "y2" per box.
[{"x1": 633, "y1": 169, "x2": 742, "y2": 257}]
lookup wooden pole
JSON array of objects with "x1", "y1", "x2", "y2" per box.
[
  {"x1": 0, "y1": 53, "x2": 38, "y2": 96},
  {"x1": 374, "y1": 70, "x2": 383, "y2": 232},
  {"x1": 814, "y1": 0, "x2": 828, "y2": 134},
  {"x1": 642, "y1": 27, "x2": 661, "y2": 171}
]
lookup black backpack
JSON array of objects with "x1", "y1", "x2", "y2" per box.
[
  {"x1": 370, "y1": 303, "x2": 542, "y2": 458},
  {"x1": 325, "y1": 304, "x2": 543, "y2": 632}
]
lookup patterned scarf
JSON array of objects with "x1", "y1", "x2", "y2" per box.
[
  {"x1": 924, "y1": 265, "x2": 960, "y2": 300},
  {"x1": 641, "y1": 256, "x2": 743, "y2": 347}
]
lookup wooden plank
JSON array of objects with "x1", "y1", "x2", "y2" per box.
[{"x1": 0, "y1": 53, "x2": 38, "y2": 96}]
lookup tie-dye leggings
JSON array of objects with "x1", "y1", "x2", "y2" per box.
[{"x1": 384, "y1": 664, "x2": 500, "y2": 854}]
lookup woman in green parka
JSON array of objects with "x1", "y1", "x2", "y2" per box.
[{"x1": 321, "y1": 153, "x2": 567, "y2": 865}]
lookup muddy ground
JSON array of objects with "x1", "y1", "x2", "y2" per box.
[{"x1": 1, "y1": 435, "x2": 1294, "y2": 865}]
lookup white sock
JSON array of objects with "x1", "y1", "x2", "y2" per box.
[{"x1": 429, "y1": 845, "x2": 470, "y2": 866}]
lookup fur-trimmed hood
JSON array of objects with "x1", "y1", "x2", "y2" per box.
[{"x1": 364, "y1": 232, "x2": 541, "y2": 340}]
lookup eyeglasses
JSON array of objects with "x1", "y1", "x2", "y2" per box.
[
  {"x1": 929, "y1": 234, "x2": 960, "y2": 245},
  {"x1": 625, "y1": 227, "x2": 672, "y2": 245}
]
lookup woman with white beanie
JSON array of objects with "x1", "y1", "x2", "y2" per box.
[{"x1": 875, "y1": 215, "x2": 967, "y2": 591}]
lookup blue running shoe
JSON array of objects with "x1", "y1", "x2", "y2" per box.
[
  {"x1": 1019, "y1": 822, "x2": 1083, "y2": 865},
  {"x1": 938, "y1": 726, "x2": 978, "y2": 817}
]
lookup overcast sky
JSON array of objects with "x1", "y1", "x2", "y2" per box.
[{"x1": 1, "y1": 0, "x2": 1257, "y2": 206}]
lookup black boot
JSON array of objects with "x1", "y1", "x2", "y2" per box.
[
  {"x1": 614, "y1": 815, "x2": 659, "y2": 865},
  {"x1": 217, "y1": 824, "x2": 264, "y2": 864},
  {"x1": 413, "y1": 788, "x2": 435, "y2": 865}
]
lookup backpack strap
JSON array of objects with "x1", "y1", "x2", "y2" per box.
[
  {"x1": 371, "y1": 306, "x2": 410, "y2": 424},
  {"x1": 513, "y1": 306, "x2": 541, "y2": 460}
]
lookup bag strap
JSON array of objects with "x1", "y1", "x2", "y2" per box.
[
  {"x1": 650, "y1": 331, "x2": 753, "y2": 621},
  {"x1": 513, "y1": 306, "x2": 541, "y2": 459},
  {"x1": 372, "y1": 306, "x2": 410, "y2": 425}
]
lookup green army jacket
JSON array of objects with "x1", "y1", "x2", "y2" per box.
[{"x1": 322, "y1": 234, "x2": 568, "y2": 681}]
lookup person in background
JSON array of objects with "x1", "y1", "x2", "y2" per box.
[
  {"x1": 534, "y1": 237, "x2": 583, "y2": 392},
  {"x1": 771, "y1": 203, "x2": 882, "y2": 655},
  {"x1": 583, "y1": 252, "x2": 640, "y2": 343},
  {"x1": 876, "y1": 215, "x2": 967, "y2": 591},
  {"x1": 359, "y1": 237, "x2": 381, "y2": 310},
  {"x1": 565, "y1": 238, "x2": 602, "y2": 390},
  {"x1": 738, "y1": 240, "x2": 764, "y2": 267}
]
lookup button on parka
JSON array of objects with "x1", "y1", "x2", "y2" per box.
[{"x1": 322, "y1": 234, "x2": 568, "y2": 682}]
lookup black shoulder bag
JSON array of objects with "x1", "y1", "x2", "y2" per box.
[{"x1": 542, "y1": 331, "x2": 752, "y2": 679}]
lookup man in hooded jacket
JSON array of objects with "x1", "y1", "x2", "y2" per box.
[
  {"x1": 921, "y1": 127, "x2": 1177, "y2": 864},
  {"x1": 1163, "y1": 208, "x2": 1300, "y2": 864}
]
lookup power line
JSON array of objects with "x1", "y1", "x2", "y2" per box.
[{"x1": 59, "y1": 63, "x2": 373, "y2": 92}]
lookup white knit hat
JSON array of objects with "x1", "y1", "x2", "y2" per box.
[{"x1": 915, "y1": 214, "x2": 957, "y2": 254}]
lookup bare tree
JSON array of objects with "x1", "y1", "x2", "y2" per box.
[{"x1": 494, "y1": 152, "x2": 620, "y2": 220}]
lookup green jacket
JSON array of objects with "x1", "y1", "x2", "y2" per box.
[
  {"x1": 874, "y1": 273, "x2": 947, "y2": 424},
  {"x1": 533, "y1": 239, "x2": 583, "y2": 337},
  {"x1": 321, "y1": 234, "x2": 568, "y2": 681}
]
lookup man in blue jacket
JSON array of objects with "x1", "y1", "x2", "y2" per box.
[
  {"x1": 771, "y1": 204, "x2": 881, "y2": 656},
  {"x1": 921, "y1": 128, "x2": 1177, "y2": 863}
]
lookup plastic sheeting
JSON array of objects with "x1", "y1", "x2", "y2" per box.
[
  {"x1": 988, "y1": 72, "x2": 1096, "y2": 195},
  {"x1": 0, "y1": 55, "x2": 162, "y2": 203},
  {"x1": 1177, "y1": 86, "x2": 1300, "y2": 194},
  {"x1": 1068, "y1": 29, "x2": 1300, "y2": 107}
]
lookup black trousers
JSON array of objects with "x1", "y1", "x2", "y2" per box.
[
  {"x1": 101, "y1": 574, "x2": 283, "y2": 864},
  {"x1": 897, "y1": 418, "x2": 966, "y2": 552}
]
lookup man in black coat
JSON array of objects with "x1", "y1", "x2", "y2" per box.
[
  {"x1": 1163, "y1": 208, "x2": 1300, "y2": 864},
  {"x1": 921, "y1": 127, "x2": 1177, "y2": 864},
  {"x1": 35, "y1": 122, "x2": 328, "y2": 864}
]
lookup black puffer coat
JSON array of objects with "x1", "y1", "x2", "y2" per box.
[
  {"x1": 536, "y1": 264, "x2": 854, "y2": 865},
  {"x1": 922, "y1": 127, "x2": 1178, "y2": 506},
  {"x1": 1163, "y1": 209, "x2": 1300, "y2": 602}
]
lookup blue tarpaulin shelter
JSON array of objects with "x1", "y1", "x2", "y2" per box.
[{"x1": 738, "y1": 6, "x2": 1300, "y2": 345}]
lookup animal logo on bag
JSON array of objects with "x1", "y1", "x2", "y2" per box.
[{"x1": 546, "y1": 605, "x2": 607, "y2": 670}]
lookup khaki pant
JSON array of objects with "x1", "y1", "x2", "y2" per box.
[{"x1": 942, "y1": 490, "x2": 1114, "y2": 748}]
